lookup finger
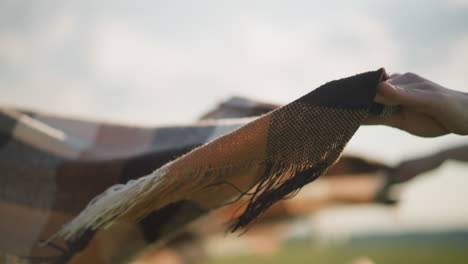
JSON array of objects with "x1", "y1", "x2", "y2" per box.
[
  {"x1": 374, "y1": 82, "x2": 401, "y2": 105},
  {"x1": 388, "y1": 72, "x2": 429, "y2": 85},
  {"x1": 396, "y1": 171, "x2": 414, "y2": 182},
  {"x1": 376, "y1": 82, "x2": 433, "y2": 106}
]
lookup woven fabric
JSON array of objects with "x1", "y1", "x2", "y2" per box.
[{"x1": 0, "y1": 69, "x2": 390, "y2": 263}]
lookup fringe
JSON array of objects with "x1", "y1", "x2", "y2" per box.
[
  {"x1": 46, "y1": 157, "x2": 330, "y2": 245},
  {"x1": 230, "y1": 161, "x2": 329, "y2": 232},
  {"x1": 45, "y1": 163, "x2": 173, "y2": 243}
]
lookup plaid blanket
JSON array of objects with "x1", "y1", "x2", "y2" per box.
[{"x1": 0, "y1": 69, "x2": 394, "y2": 263}]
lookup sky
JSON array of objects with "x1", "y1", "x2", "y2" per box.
[{"x1": 1, "y1": 0, "x2": 467, "y2": 234}]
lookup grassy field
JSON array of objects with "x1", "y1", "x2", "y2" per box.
[{"x1": 206, "y1": 242, "x2": 468, "y2": 264}]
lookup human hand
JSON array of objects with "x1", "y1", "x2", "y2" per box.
[
  {"x1": 364, "y1": 72, "x2": 468, "y2": 137},
  {"x1": 392, "y1": 144, "x2": 468, "y2": 182},
  {"x1": 392, "y1": 155, "x2": 444, "y2": 182}
]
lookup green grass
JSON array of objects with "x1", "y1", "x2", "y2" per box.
[{"x1": 206, "y1": 242, "x2": 468, "y2": 264}]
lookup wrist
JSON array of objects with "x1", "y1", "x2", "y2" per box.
[{"x1": 452, "y1": 90, "x2": 468, "y2": 135}]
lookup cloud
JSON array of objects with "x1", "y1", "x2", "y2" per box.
[
  {"x1": 0, "y1": 1, "x2": 464, "y2": 125},
  {"x1": 83, "y1": 10, "x2": 402, "y2": 124},
  {"x1": 87, "y1": 21, "x2": 236, "y2": 123},
  {"x1": 226, "y1": 11, "x2": 401, "y2": 103}
]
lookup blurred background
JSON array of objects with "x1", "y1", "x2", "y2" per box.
[{"x1": 1, "y1": 0, "x2": 467, "y2": 263}]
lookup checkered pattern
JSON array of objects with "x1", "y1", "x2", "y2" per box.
[{"x1": 0, "y1": 69, "x2": 391, "y2": 263}]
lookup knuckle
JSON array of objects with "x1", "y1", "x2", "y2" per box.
[{"x1": 403, "y1": 72, "x2": 421, "y2": 79}]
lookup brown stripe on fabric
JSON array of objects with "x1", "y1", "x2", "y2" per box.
[
  {"x1": 0, "y1": 162, "x2": 57, "y2": 209},
  {"x1": 230, "y1": 106, "x2": 367, "y2": 230},
  {"x1": 0, "y1": 137, "x2": 158, "y2": 215},
  {"x1": 0, "y1": 200, "x2": 73, "y2": 257},
  {"x1": 0, "y1": 139, "x2": 61, "y2": 210},
  {"x1": 230, "y1": 69, "x2": 387, "y2": 231},
  {"x1": 266, "y1": 104, "x2": 367, "y2": 164},
  {"x1": 0, "y1": 136, "x2": 124, "y2": 215},
  {"x1": 170, "y1": 113, "x2": 271, "y2": 173},
  {"x1": 53, "y1": 160, "x2": 125, "y2": 214},
  {"x1": 61, "y1": 114, "x2": 271, "y2": 236},
  {"x1": 49, "y1": 69, "x2": 389, "y2": 258}
]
